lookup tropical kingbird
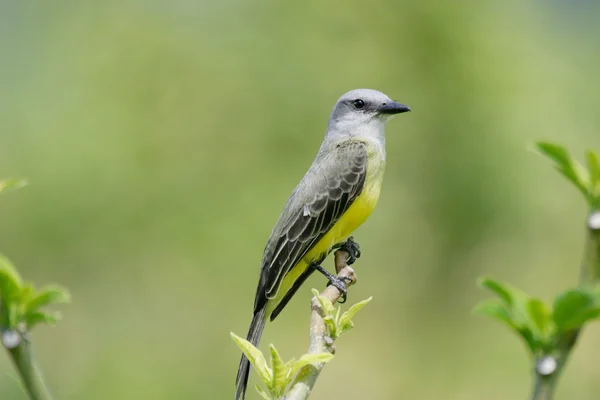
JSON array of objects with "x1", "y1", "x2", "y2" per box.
[{"x1": 235, "y1": 89, "x2": 410, "y2": 399}]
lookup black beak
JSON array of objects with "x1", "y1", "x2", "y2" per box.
[{"x1": 378, "y1": 101, "x2": 411, "y2": 114}]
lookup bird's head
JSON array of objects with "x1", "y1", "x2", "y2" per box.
[{"x1": 327, "y1": 89, "x2": 410, "y2": 134}]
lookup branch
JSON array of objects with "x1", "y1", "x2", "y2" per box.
[
  {"x1": 530, "y1": 210, "x2": 600, "y2": 400},
  {"x1": 1, "y1": 330, "x2": 53, "y2": 400},
  {"x1": 283, "y1": 250, "x2": 357, "y2": 400},
  {"x1": 578, "y1": 211, "x2": 600, "y2": 286}
]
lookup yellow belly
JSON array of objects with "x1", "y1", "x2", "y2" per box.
[
  {"x1": 269, "y1": 175, "x2": 383, "y2": 311},
  {"x1": 305, "y1": 179, "x2": 382, "y2": 260}
]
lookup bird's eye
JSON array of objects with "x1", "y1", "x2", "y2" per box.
[{"x1": 353, "y1": 99, "x2": 365, "y2": 109}]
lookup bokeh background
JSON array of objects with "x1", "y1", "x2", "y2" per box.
[{"x1": 1, "y1": 1, "x2": 600, "y2": 399}]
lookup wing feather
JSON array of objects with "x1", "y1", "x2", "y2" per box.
[{"x1": 253, "y1": 141, "x2": 369, "y2": 313}]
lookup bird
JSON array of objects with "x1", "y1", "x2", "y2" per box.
[{"x1": 235, "y1": 88, "x2": 410, "y2": 399}]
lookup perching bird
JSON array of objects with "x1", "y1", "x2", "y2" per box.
[{"x1": 235, "y1": 89, "x2": 410, "y2": 399}]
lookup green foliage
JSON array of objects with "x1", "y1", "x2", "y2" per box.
[
  {"x1": 230, "y1": 333, "x2": 334, "y2": 399},
  {"x1": 474, "y1": 278, "x2": 540, "y2": 353},
  {"x1": 552, "y1": 289, "x2": 600, "y2": 333},
  {"x1": 311, "y1": 289, "x2": 372, "y2": 340},
  {"x1": 0, "y1": 253, "x2": 70, "y2": 333},
  {"x1": 229, "y1": 291, "x2": 369, "y2": 398},
  {"x1": 475, "y1": 278, "x2": 600, "y2": 356},
  {"x1": 536, "y1": 142, "x2": 600, "y2": 209}
]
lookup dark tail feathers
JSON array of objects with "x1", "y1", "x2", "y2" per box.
[{"x1": 235, "y1": 306, "x2": 267, "y2": 400}]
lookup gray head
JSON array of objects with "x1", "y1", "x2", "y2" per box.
[{"x1": 327, "y1": 89, "x2": 410, "y2": 134}]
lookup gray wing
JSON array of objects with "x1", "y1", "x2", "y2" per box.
[{"x1": 253, "y1": 141, "x2": 368, "y2": 313}]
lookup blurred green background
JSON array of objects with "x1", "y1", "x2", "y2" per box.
[{"x1": 1, "y1": 1, "x2": 600, "y2": 399}]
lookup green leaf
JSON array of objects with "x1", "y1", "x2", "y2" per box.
[
  {"x1": 535, "y1": 142, "x2": 591, "y2": 201},
  {"x1": 291, "y1": 353, "x2": 335, "y2": 376},
  {"x1": 473, "y1": 299, "x2": 514, "y2": 328},
  {"x1": 478, "y1": 278, "x2": 533, "y2": 328},
  {"x1": 552, "y1": 289, "x2": 600, "y2": 332},
  {"x1": 474, "y1": 283, "x2": 541, "y2": 354},
  {"x1": 24, "y1": 311, "x2": 60, "y2": 329},
  {"x1": 0, "y1": 254, "x2": 69, "y2": 331},
  {"x1": 4, "y1": 304, "x2": 18, "y2": 330},
  {"x1": 255, "y1": 384, "x2": 271, "y2": 400},
  {"x1": 311, "y1": 289, "x2": 335, "y2": 316},
  {"x1": 17, "y1": 283, "x2": 36, "y2": 305},
  {"x1": 25, "y1": 285, "x2": 70, "y2": 313},
  {"x1": 335, "y1": 305, "x2": 341, "y2": 327},
  {"x1": 312, "y1": 288, "x2": 338, "y2": 337},
  {"x1": 0, "y1": 254, "x2": 23, "y2": 303},
  {"x1": 527, "y1": 298, "x2": 552, "y2": 337},
  {"x1": 339, "y1": 296, "x2": 372, "y2": 334},
  {"x1": 478, "y1": 278, "x2": 524, "y2": 306},
  {"x1": 230, "y1": 332, "x2": 272, "y2": 388},
  {"x1": 587, "y1": 151, "x2": 600, "y2": 186},
  {"x1": 269, "y1": 344, "x2": 290, "y2": 396},
  {"x1": 587, "y1": 151, "x2": 600, "y2": 202},
  {"x1": 0, "y1": 178, "x2": 28, "y2": 195},
  {"x1": 515, "y1": 326, "x2": 538, "y2": 354}
]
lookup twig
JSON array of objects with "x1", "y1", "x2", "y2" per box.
[
  {"x1": 283, "y1": 250, "x2": 357, "y2": 400},
  {"x1": 530, "y1": 211, "x2": 600, "y2": 400},
  {"x1": 2, "y1": 331, "x2": 53, "y2": 400}
]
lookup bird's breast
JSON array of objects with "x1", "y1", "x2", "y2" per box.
[{"x1": 306, "y1": 147, "x2": 386, "y2": 260}]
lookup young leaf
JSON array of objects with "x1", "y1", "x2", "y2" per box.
[
  {"x1": 24, "y1": 311, "x2": 60, "y2": 329},
  {"x1": 25, "y1": 285, "x2": 70, "y2": 313},
  {"x1": 255, "y1": 384, "x2": 271, "y2": 400},
  {"x1": 339, "y1": 296, "x2": 372, "y2": 335},
  {"x1": 230, "y1": 332, "x2": 272, "y2": 388},
  {"x1": 515, "y1": 325, "x2": 538, "y2": 354},
  {"x1": 526, "y1": 298, "x2": 552, "y2": 337},
  {"x1": 0, "y1": 178, "x2": 28, "y2": 195},
  {"x1": 2, "y1": 303, "x2": 18, "y2": 330},
  {"x1": 322, "y1": 316, "x2": 337, "y2": 339},
  {"x1": 0, "y1": 254, "x2": 23, "y2": 303},
  {"x1": 473, "y1": 299, "x2": 515, "y2": 328},
  {"x1": 312, "y1": 288, "x2": 338, "y2": 337},
  {"x1": 291, "y1": 353, "x2": 335, "y2": 376},
  {"x1": 478, "y1": 278, "x2": 524, "y2": 306},
  {"x1": 311, "y1": 289, "x2": 335, "y2": 316},
  {"x1": 587, "y1": 150, "x2": 600, "y2": 203},
  {"x1": 587, "y1": 151, "x2": 600, "y2": 187},
  {"x1": 17, "y1": 283, "x2": 35, "y2": 305},
  {"x1": 535, "y1": 142, "x2": 590, "y2": 201},
  {"x1": 552, "y1": 289, "x2": 600, "y2": 332},
  {"x1": 474, "y1": 289, "x2": 539, "y2": 353},
  {"x1": 269, "y1": 344, "x2": 290, "y2": 396}
]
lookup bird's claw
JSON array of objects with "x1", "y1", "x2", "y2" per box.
[
  {"x1": 340, "y1": 237, "x2": 361, "y2": 265},
  {"x1": 312, "y1": 263, "x2": 353, "y2": 304},
  {"x1": 327, "y1": 276, "x2": 353, "y2": 303}
]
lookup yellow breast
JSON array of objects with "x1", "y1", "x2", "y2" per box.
[{"x1": 304, "y1": 152, "x2": 385, "y2": 261}]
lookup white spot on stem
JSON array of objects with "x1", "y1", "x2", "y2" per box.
[
  {"x1": 2, "y1": 330, "x2": 20, "y2": 349},
  {"x1": 588, "y1": 212, "x2": 600, "y2": 231},
  {"x1": 536, "y1": 356, "x2": 557, "y2": 376}
]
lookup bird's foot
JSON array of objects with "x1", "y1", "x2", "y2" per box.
[
  {"x1": 327, "y1": 275, "x2": 353, "y2": 303},
  {"x1": 338, "y1": 236, "x2": 361, "y2": 265},
  {"x1": 312, "y1": 263, "x2": 353, "y2": 303}
]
